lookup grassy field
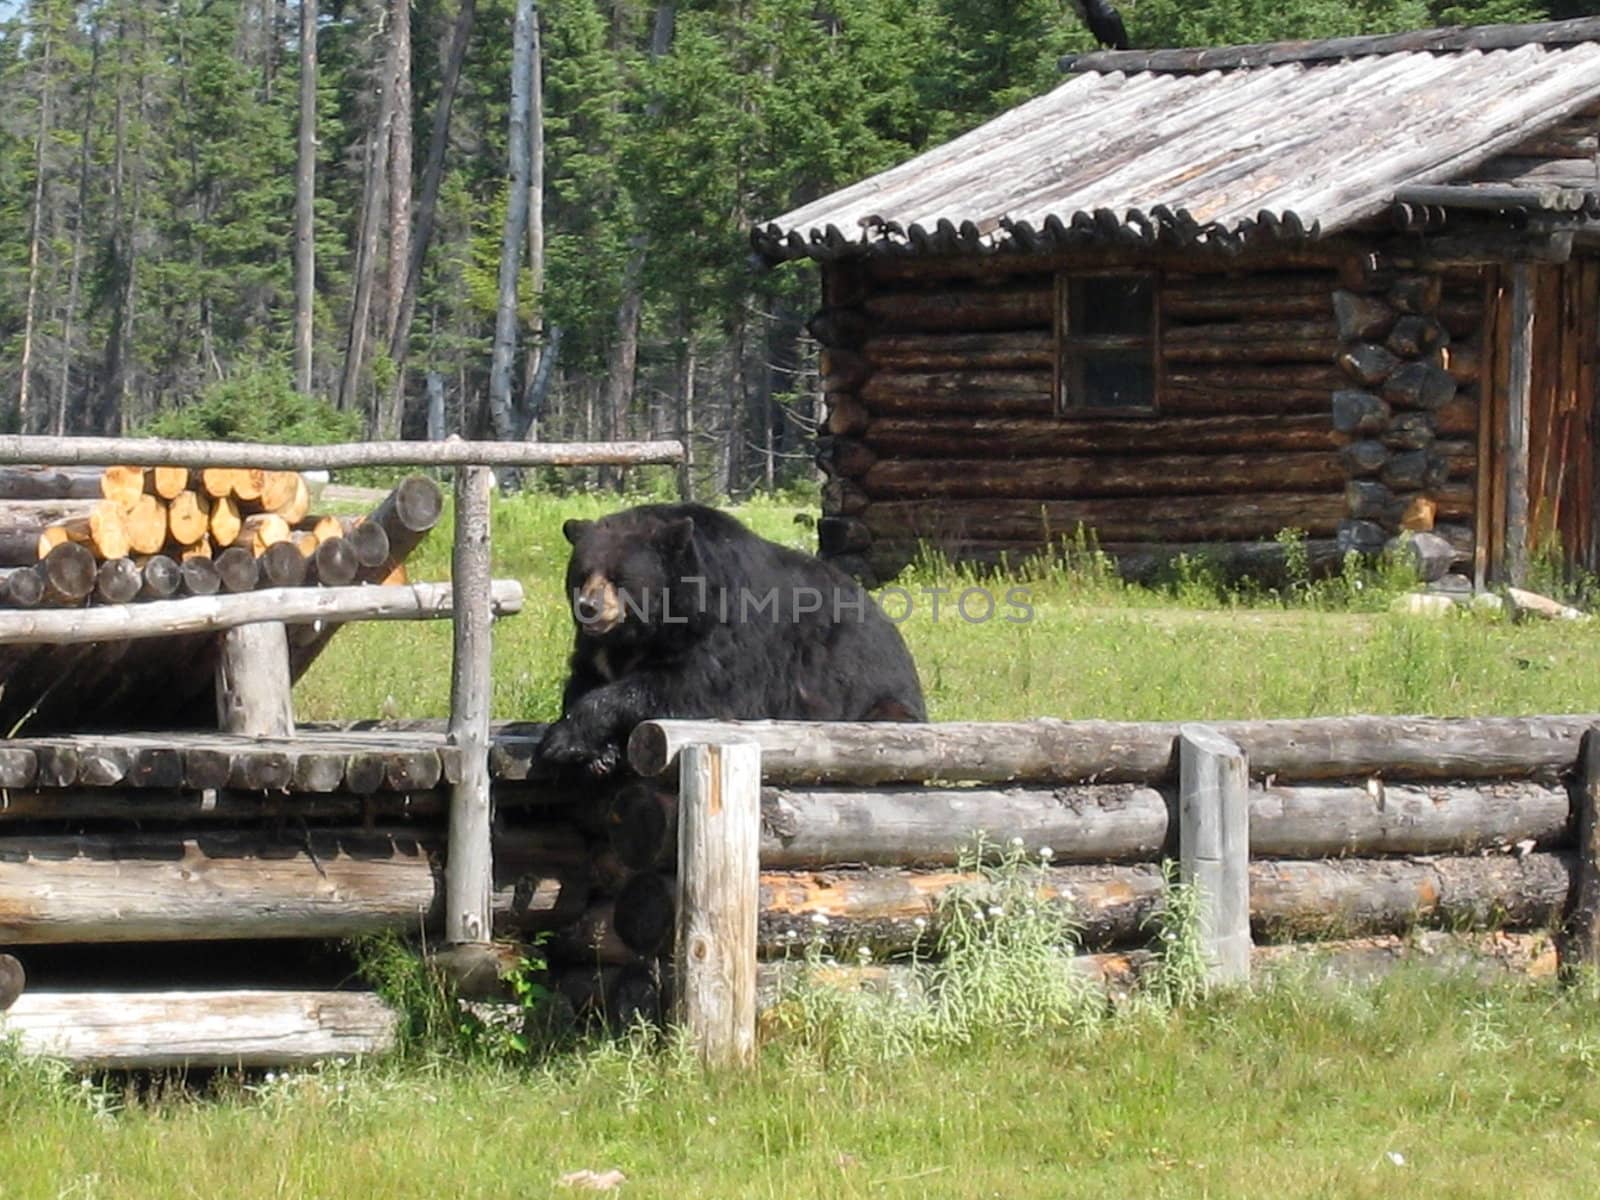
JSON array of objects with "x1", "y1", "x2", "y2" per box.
[
  {"x1": 297, "y1": 490, "x2": 1600, "y2": 722},
  {"x1": 7, "y1": 970, "x2": 1600, "y2": 1199},
  {"x1": 10, "y1": 491, "x2": 1600, "y2": 1199}
]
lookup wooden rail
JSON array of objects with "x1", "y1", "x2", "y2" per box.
[
  {"x1": 0, "y1": 435, "x2": 684, "y2": 470},
  {"x1": 0, "y1": 580, "x2": 523, "y2": 644}
]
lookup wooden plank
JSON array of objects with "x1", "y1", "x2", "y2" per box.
[
  {"x1": 1475, "y1": 270, "x2": 1499, "y2": 589},
  {"x1": 0, "y1": 436, "x2": 684, "y2": 470},
  {"x1": 1178, "y1": 726, "x2": 1251, "y2": 984},
  {"x1": 1505, "y1": 261, "x2": 1534, "y2": 585},
  {"x1": 675, "y1": 742, "x2": 761, "y2": 1069},
  {"x1": 0, "y1": 580, "x2": 524, "y2": 645},
  {"x1": 1, "y1": 990, "x2": 397, "y2": 1069},
  {"x1": 444, "y1": 464, "x2": 495, "y2": 948}
]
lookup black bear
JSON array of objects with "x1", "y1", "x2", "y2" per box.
[{"x1": 537, "y1": 503, "x2": 925, "y2": 775}]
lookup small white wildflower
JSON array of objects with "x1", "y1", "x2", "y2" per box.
[
  {"x1": 912, "y1": 916, "x2": 928, "y2": 930},
  {"x1": 855, "y1": 946, "x2": 873, "y2": 962},
  {"x1": 988, "y1": 905, "x2": 1005, "y2": 919},
  {"x1": 810, "y1": 913, "x2": 830, "y2": 928},
  {"x1": 80, "y1": 1078, "x2": 92, "y2": 1089},
  {"x1": 264, "y1": 1072, "x2": 277, "y2": 1084},
  {"x1": 784, "y1": 929, "x2": 798, "y2": 941},
  {"x1": 707, "y1": 1115, "x2": 718, "y2": 1126},
  {"x1": 1009, "y1": 836, "x2": 1025, "y2": 849},
  {"x1": 1038, "y1": 846, "x2": 1054, "y2": 862},
  {"x1": 1386, "y1": 1151, "x2": 1405, "y2": 1167}
]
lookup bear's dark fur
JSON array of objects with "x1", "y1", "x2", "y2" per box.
[{"x1": 537, "y1": 503, "x2": 925, "y2": 775}]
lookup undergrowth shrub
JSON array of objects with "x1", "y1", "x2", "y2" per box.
[
  {"x1": 765, "y1": 838, "x2": 1212, "y2": 1070},
  {"x1": 137, "y1": 365, "x2": 361, "y2": 445}
]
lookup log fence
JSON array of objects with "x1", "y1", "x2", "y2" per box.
[
  {"x1": 0, "y1": 435, "x2": 681, "y2": 1066},
  {"x1": 622, "y1": 713, "x2": 1600, "y2": 1069}
]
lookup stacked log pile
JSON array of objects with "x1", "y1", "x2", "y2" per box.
[
  {"x1": 0, "y1": 466, "x2": 437, "y2": 609},
  {"x1": 0, "y1": 471, "x2": 445, "y2": 732},
  {"x1": 1331, "y1": 255, "x2": 1481, "y2": 575},
  {"x1": 810, "y1": 258, "x2": 1359, "y2": 585},
  {"x1": 617, "y1": 716, "x2": 1594, "y2": 993},
  {"x1": 0, "y1": 722, "x2": 615, "y2": 1048}
]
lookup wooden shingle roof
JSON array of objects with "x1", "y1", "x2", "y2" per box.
[{"x1": 755, "y1": 17, "x2": 1600, "y2": 262}]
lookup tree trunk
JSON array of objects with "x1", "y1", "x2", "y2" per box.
[
  {"x1": 376, "y1": 0, "x2": 413, "y2": 438},
  {"x1": 487, "y1": 0, "x2": 536, "y2": 446},
  {"x1": 18, "y1": 16, "x2": 55, "y2": 435},
  {"x1": 599, "y1": 247, "x2": 645, "y2": 487},
  {"x1": 677, "y1": 327, "x2": 695, "y2": 500},
  {"x1": 292, "y1": 0, "x2": 318, "y2": 395},
  {"x1": 386, "y1": 0, "x2": 476, "y2": 423},
  {"x1": 337, "y1": 8, "x2": 402, "y2": 418},
  {"x1": 519, "y1": 0, "x2": 545, "y2": 423},
  {"x1": 56, "y1": 27, "x2": 102, "y2": 438}
]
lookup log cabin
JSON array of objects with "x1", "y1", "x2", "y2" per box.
[{"x1": 755, "y1": 17, "x2": 1600, "y2": 588}]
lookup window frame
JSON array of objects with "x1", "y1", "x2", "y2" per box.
[{"x1": 1053, "y1": 269, "x2": 1163, "y2": 419}]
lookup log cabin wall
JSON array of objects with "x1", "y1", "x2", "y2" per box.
[{"x1": 813, "y1": 252, "x2": 1468, "y2": 585}]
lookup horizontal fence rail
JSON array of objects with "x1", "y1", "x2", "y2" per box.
[
  {"x1": 0, "y1": 436, "x2": 684, "y2": 470},
  {"x1": 629, "y1": 715, "x2": 1600, "y2": 784},
  {"x1": 0, "y1": 581, "x2": 523, "y2": 644}
]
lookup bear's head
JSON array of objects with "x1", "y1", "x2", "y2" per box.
[{"x1": 561, "y1": 508, "x2": 703, "y2": 644}]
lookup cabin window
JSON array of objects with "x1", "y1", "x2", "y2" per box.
[{"x1": 1056, "y1": 272, "x2": 1158, "y2": 415}]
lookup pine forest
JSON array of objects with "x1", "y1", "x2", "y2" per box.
[{"x1": 0, "y1": 0, "x2": 1586, "y2": 495}]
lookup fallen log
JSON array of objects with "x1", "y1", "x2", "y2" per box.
[
  {"x1": 0, "y1": 989, "x2": 398, "y2": 1069},
  {"x1": 629, "y1": 715, "x2": 1600, "y2": 785},
  {"x1": 0, "y1": 826, "x2": 589, "y2": 943}
]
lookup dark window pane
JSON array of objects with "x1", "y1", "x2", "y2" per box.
[
  {"x1": 1069, "y1": 352, "x2": 1154, "y2": 411},
  {"x1": 1069, "y1": 274, "x2": 1154, "y2": 337}
]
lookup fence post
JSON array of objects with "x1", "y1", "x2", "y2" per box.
[
  {"x1": 675, "y1": 741, "x2": 761, "y2": 1068},
  {"x1": 1558, "y1": 728, "x2": 1600, "y2": 980},
  {"x1": 444, "y1": 463, "x2": 494, "y2": 948},
  {"x1": 215, "y1": 623, "x2": 294, "y2": 736},
  {"x1": 1178, "y1": 724, "x2": 1251, "y2": 985}
]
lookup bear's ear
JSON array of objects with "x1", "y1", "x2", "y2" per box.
[
  {"x1": 562, "y1": 519, "x2": 594, "y2": 546},
  {"x1": 663, "y1": 516, "x2": 696, "y2": 558}
]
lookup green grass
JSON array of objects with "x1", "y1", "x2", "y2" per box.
[
  {"x1": 295, "y1": 492, "x2": 1600, "y2": 723},
  {"x1": 18, "y1": 493, "x2": 1600, "y2": 1197},
  {"x1": 6, "y1": 970, "x2": 1600, "y2": 1199}
]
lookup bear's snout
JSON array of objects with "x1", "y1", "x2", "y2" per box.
[{"x1": 573, "y1": 573, "x2": 625, "y2": 634}]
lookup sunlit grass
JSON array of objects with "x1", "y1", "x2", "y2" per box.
[
  {"x1": 6, "y1": 969, "x2": 1600, "y2": 1199},
  {"x1": 295, "y1": 491, "x2": 1600, "y2": 724}
]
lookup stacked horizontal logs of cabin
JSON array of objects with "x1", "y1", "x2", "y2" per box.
[
  {"x1": 1331, "y1": 255, "x2": 1481, "y2": 574},
  {"x1": 616, "y1": 716, "x2": 1597, "y2": 995},
  {"x1": 812, "y1": 257, "x2": 1364, "y2": 584}
]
